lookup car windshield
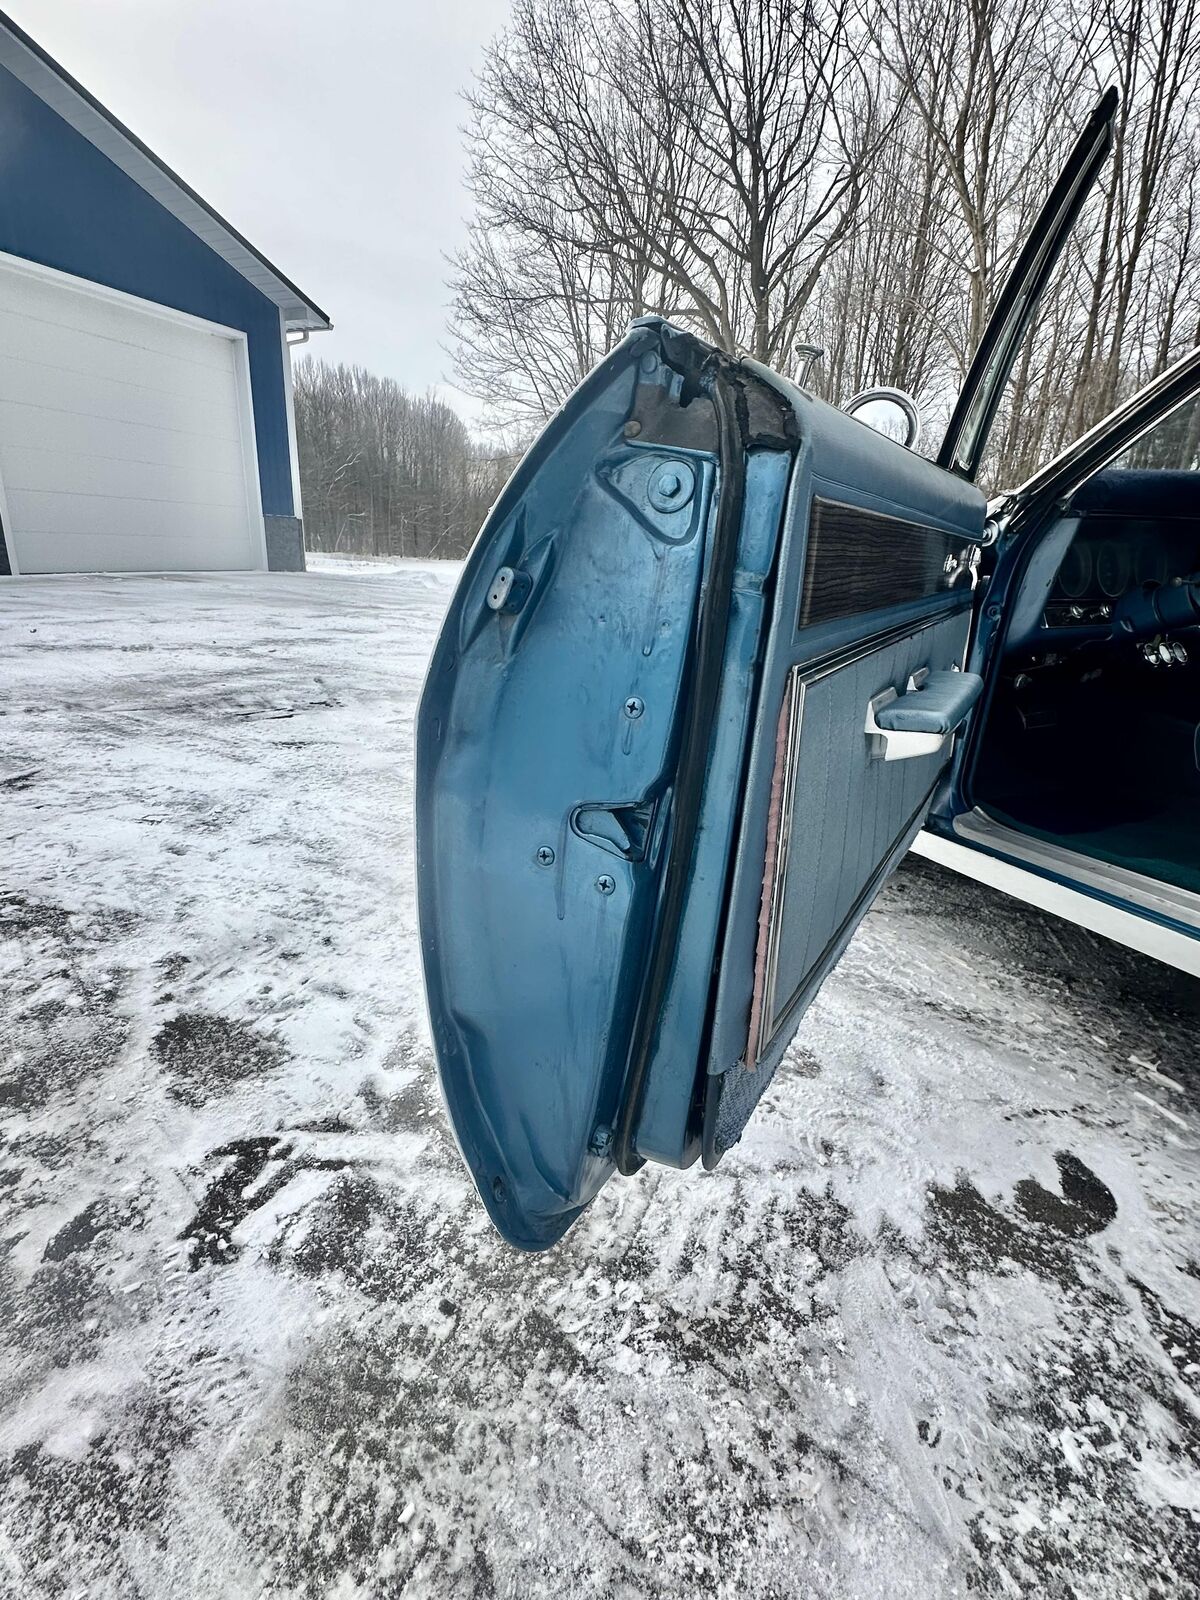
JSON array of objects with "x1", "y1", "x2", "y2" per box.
[{"x1": 1109, "y1": 390, "x2": 1200, "y2": 471}]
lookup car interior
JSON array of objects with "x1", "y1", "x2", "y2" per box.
[{"x1": 967, "y1": 466, "x2": 1200, "y2": 895}]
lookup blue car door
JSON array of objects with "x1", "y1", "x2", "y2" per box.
[{"x1": 416, "y1": 94, "x2": 1118, "y2": 1250}]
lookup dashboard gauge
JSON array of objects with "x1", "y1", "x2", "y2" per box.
[
  {"x1": 1135, "y1": 542, "x2": 1168, "y2": 586},
  {"x1": 1096, "y1": 540, "x2": 1131, "y2": 597},
  {"x1": 1057, "y1": 542, "x2": 1092, "y2": 598}
]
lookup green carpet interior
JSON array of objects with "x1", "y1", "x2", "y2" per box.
[{"x1": 984, "y1": 795, "x2": 1200, "y2": 896}]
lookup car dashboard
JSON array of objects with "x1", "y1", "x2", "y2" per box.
[
  {"x1": 1030, "y1": 467, "x2": 1200, "y2": 656},
  {"x1": 1044, "y1": 518, "x2": 1196, "y2": 629}
]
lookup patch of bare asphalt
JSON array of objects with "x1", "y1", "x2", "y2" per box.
[
  {"x1": 893, "y1": 1148, "x2": 1200, "y2": 1596},
  {"x1": 5, "y1": 1192, "x2": 149, "y2": 1374},
  {"x1": 154, "y1": 952, "x2": 192, "y2": 984},
  {"x1": 1131, "y1": 1276, "x2": 1200, "y2": 1390},
  {"x1": 0, "y1": 892, "x2": 75, "y2": 943},
  {"x1": 42, "y1": 1197, "x2": 123, "y2": 1262},
  {"x1": 968, "y1": 1292, "x2": 1200, "y2": 1598},
  {"x1": 179, "y1": 1135, "x2": 345, "y2": 1269},
  {"x1": 208, "y1": 1159, "x2": 911, "y2": 1600},
  {"x1": 150, "y1": 1012, "x2": 286, "y2": 1107},
  {"x1": 921, "y1": 1151, "x2": 1119, "y2": 1288},
  {"x1": 0, "y1": 768, "x2": 41, "y2": 791},
  {"x1": 0, "y1": 1008, "x2": 128, "y2": 1116},
  {"x1": 0, "y1": 1391, "x2": 192, "y2": 1592},
  {"x1": 0, "y1": 894, "x2": 134, "y2": 1114},
  {"x1": 885, "y1": 858, "x2": 1200, "y2": 1097},
  {"x1": 278, "y1": 1169, "x2": 439, "y2": 1299}
]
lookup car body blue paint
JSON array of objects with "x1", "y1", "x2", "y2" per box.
[
  {"x1": 416, "y1": 328, "x2": 709, "y2": 1248},
  {"x1": 416, "y1": 323, "x2": 987, "y2": 1247},
  {"x1": 416, "y1": 90, "x2": 1198, "y2": 1250},
  {"x1": 0, "y1": 61, "x2": 293, "y2": 517}
]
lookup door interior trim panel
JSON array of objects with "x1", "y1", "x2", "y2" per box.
[
  {"x1": 696, "y1": 371, "x2": 987, "y2": 1174},
  {"x1": 798, "y1": 497, "x2": 977, "y2": 628},
  {"x1": 747, "y1": 611, "x2": 971, "y2": 1067}
]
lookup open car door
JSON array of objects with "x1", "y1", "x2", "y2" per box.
[{"x1": 415, "y1": 93, "x2": 1119, "y2": 1250}]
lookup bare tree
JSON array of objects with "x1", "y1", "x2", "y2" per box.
[
  {"x1": 450, "y1": 0, "x2": 1200, "y2": 485},
  {"x1": 451, "y1": 0, "x2": 891, "y2": 423},
  {"x1": 807, "y1": 92, "x2": 967, "y2": 412},
  {"x1": 294, "y1": 360, "x2": 519, "y2": 560},
  {"x1": 866, "y1": 0, "x2": 1200, "y2": 482}
]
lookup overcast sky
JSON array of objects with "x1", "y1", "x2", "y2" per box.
[{"x1": 9, "y1": 0, "x2": 513, "y2": 422}]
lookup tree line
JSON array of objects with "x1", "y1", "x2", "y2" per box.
[
  {"x1": 293, "y1": 359, "x2": 519, "y2": 561},
  {"x1": 450, "y1": 0, "x2": 1200, "y2": 487},
  {"x1": 295, "y1": 0, "x2": 1198, "y2": 558}
]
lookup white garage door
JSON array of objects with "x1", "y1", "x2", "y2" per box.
[{"x1": 0, "y1": 254, "x2": 265, "y2": 574}]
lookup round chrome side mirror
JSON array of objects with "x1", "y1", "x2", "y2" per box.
[{"x1": 844, "y1": 387, "x2": 922, "y2": 450}]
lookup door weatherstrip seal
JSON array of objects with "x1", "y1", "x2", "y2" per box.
[{"x1": 613, "y1": 363, "x2": 752, "y2": 1175}]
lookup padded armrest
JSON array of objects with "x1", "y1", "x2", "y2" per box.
[{"x1": 874, "y1": 670, "x2": 983, "y2": 734}]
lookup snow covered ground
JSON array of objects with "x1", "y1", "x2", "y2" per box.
[{"x1": 1, "y1": 560, "x2": 1198, "y2": 1600}]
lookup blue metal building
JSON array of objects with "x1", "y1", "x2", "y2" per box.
[{"x1": 0, "y1": 11, "x2": 330, "y2": 575}]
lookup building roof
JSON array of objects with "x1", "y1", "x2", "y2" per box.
[{"x1": 0, "y1": 10, "x2": 331, "y2": 331}]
